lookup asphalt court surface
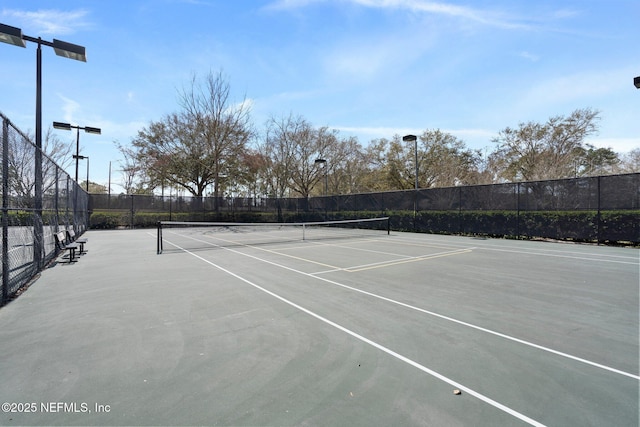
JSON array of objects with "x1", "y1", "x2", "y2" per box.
[{"x1": 0, "y1": 228, "x2": 638, "y2": 426}]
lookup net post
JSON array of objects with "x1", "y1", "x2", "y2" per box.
[
  {"x1": 387, "y1": 217, "x2": 390, "y2": 235},
  {"x1": 157, "y1": 221, "x2": 162, "y2": 254},
  {"x1": 303, "y1": 223, "x2": 306, "y2": 241}
]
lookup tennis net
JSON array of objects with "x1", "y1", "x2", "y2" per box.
[{"x1": 157, "y1": 217, "x2": 390, "y2": 254}]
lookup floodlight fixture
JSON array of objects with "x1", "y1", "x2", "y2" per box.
[
  {"x1": 0, "y1": 23, "x2": 26, "y2": 47},
  {"x1": 52, "y1": 39, "x2": 86, "y2": 62},
  {"x1": 54, "y1": 122, "x2": 102, "y2": 135},
  {"x1": 84, "y1": 126, "x2": 101, "y2": 134},
  {"x1": 634, "y1": 76, "x2": 640, "y2": 89},
  {"x1": 53, "y1": 121, "x2": 72, "y2": 130}
]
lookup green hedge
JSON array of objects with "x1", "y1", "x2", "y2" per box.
[
  {"x1": 4, "y1": 210, "x2": 76, "y2": 226},
  {"x1": 89, "y1": 209, "x2": 639, "y2": 244},
  {"x1": 386, "y1": 209, "x2": 639, "y2": 244},
  {"x1": 89, "y1": 209, "x2": 388, "y2": 229}
]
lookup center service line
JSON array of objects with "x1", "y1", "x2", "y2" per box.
[{"x1": 163, "y1": 238, "x2": 546, "y2": 427}]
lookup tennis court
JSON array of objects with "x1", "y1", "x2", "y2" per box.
[{"x1": 0, "y1": 222, "x2": 638, "y2": 426}]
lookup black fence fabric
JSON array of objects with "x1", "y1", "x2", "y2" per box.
[
  {"x1": 90, "y1": 173, "x2": 639, "y2": 244},
  {"x1": 1, "y1": 112, "x2": 89, "y2": 305}
]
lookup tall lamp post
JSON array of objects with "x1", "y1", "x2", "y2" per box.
[
  {"x1": 53, "y1": 122, "x2": 101, "y2": 184},
  {"x1": 73, "y1": 155, "x2": 89, "y2": 192},
  {"x1": 1, "y1": 23, "x2": 87, "y2": 268},
  {"x1": 314, "y1": 158, "x2": 328, "y2": 195},
  {"x1": 315, "y1": 158, "x2": 328, "y2": 218},
  {"x1": 402, "y1": 134, "x2": 418, "y2": 190},
  {"x1": 54, "y1": 122, "x2": 99, "y2": 233},
  {"x1": 403, "y1": 134, "x2": 418, "y2": 230}
]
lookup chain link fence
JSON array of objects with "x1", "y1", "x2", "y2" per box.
[
  {"x1": 90, "y1": 173, "x2": 639, "y2": 244},
  {"x1": 1, "y1": 112, "x2": 89, "y2": 306}
]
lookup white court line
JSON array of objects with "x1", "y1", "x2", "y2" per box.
[
  {"x1": 164, "y1": 231, "x2": 640, "y2": 381},
  {"x1": 313, "y1": 248, "x2": 474, "y2": 274},
  {"x1": 162, "y1": 237, "x2": 547, "y2": 427},
  {"x1": 477, "y1": 246, "x2": 638, "y2": 265},
  {"x1": 388, "y1": 236, "x2": 639, "y2": 264}
]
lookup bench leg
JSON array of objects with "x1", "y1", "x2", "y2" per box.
[{"x1": 68, "y1": 248, "x2": 76, "y2": 263}]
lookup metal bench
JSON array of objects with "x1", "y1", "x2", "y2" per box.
[
  {"x1": 66, "y1": 229, "x2": 88, "y2": 254},
  {"x1": 54, "y1": 231, "x2": 79, "y2": 263}
]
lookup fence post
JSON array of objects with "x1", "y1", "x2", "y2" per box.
[
  {"x1": 2, "y1": 118, "x2": 9, "y2": 305},
  {"x1": 54, "y1": 165, "x2": 59, "y2": 232},
  {"x1": 130, "y1": 195, "x2": 135, "y2": 229},
  {"x1": 458, "y1": 186, "x2": 463, "y2": 234},
  {"x1": 516, "y1": 182, "x2": 521, "y2": 239},
  {"x1": 597, "y1": 176, "x2": 602, "y2": 244},
  {"x1": 65, "y1": 176, "x2": 70, "y2": 228}
]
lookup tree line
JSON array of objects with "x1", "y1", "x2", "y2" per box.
[
  {"x1": 5, "y1": 68, "x2": 637, "y2": 210},
  {"x1": 52, "y1": 71, "x2": 640, "y2": 199}
]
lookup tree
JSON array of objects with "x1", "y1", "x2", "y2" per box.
[
  {"x1": 385, "y1": 135, "x2": 414, "y2": 190},
  {"x1": 290, "y1": 125, "x2": 335, "y2": 198},
  {"x1": 129, "y1": 70, "x2": 253, "y2": 206},
  {"x1": 9, "y1": 126, "x2": 73, "y2": 207},
  {"x1": 382, "y1": 130, "x2": 479, "y2": 190},
  {"x1": 618, "y1": 148, "x2": 640, "y2": 173},
  {"x1": 235, "y1": 148, "x2": 269, "y2": 199},
  {"x1": 115, "y1": 140, "x2": 147, "y2": 194},
  {"x1": 576, "y1": 145, "x2": 619, "y2": 176},
  {"x1": 418, "y1": 129, "x2": 480, "y2": 187},
  {"x1": 492, "y1": 108, "x2": 601, "y2": 181},
  {"x1": 260, "y1": 114, "x2": 299, "y2": 199},
  {"x1": 325, "y1": 136, "x2": 370, "y2": 195},
  {"x1": 359, "y1": 138, "x2": 393, "y2": 192},
  {"x1": 80, "y1": 181, "x2": 108, "y2": 194},
  {"x1": 262, "y1": 114, "x2": 329, "y2": 199}
]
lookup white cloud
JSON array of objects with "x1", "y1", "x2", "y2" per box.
[
  {"x1": 266, "y1": 0, "x2": 536, "y2": 30},
  {"x1": 586, "y1": 137, "x2": 640, "y2": 154},
  {"x1": 518, "y1": 51, "x2": 540, "y2": 62},
  {"x1": 323, "y1": 40, "x2": 397, "y2": 81},
  {"x1": 264, "y1": 0, "x2": 324, "y2": 10},
  {"x1": 232, "y1": 98, "x2": 255, "y2": 113},
  {"x1": 1, "y1": 8, "x2": 91, "y2": 35},
  {"x1": 57, "y1": 94, "x2": 80, "y2": 123},
  {"x1": 320, "y1": 26, "x2": 435, "y2": 84}
]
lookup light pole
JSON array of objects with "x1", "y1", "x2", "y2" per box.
[
  {"x1": 314, "y1": 158, "x2": 328, "y2": 195},
  {"x1": 403, "y1": 134, "x2": 418, "y2": 230},
  {"x1": 1, "y1": 23, "x2": 87, "y2": 268},
  {"x1": 73, "y1": 155, "x2": 89, "y2": 192},
  {"x1": 402, "y1": 134, "x2": 418, "y2": 190},
  {"x1": 53, "y1": 122, "x2": 101, "y2": 184},
  {"x1": 54, "y1": 122, "x2": 99, "y2": 232},
  {"x1": 315, "y1": 158, "x2": 328, "y2": 218}
]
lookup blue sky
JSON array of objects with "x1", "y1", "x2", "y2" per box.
[{"x1": 1, "y1": 0, "x2": 639, "y2": 192}]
